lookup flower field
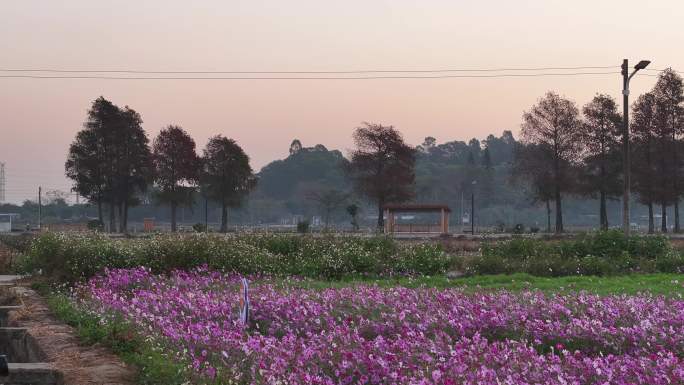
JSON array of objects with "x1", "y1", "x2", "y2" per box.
[{"x1": 75, "y1": 267, "x2": 684, "y2": 384}]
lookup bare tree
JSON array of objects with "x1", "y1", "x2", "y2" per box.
[
  {"x1": 512, "y1": 143, "x2": 556, "y2": 232},
  {"x1": 346, "y1": 123, "x2": 416, "y2": 229},
  {"x1": 520, "y1": 92, "x2": 582, "y2": 232},
  {"x1": 653, "y1": 69, "x2": 684, "y2": 232},
  {"x1": 305, "y1": 189, "x2": 349, "y2": 229},
  {"x1": 578, "y1": 94, "x2": 622, "y2": 230},
  {"x1": 632, "y1": 92, "x2": 658, "y2": 233}
]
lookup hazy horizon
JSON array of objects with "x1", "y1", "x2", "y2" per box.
[{"x1": 1, "y1": 0, "x2": 683, "y2": 204}]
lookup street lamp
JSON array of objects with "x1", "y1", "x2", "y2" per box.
[
  {"x1": 471, "y1": 180, "x2": 477, "y2": 235},
  {"x1": 621, "y1": 58, "x2": 650, "y2": 236}
]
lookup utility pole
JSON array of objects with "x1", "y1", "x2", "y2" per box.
[
  {"x1": 622, "y1": 59, "x2": 630, "y2": 236},
  {"x1": 204, "y1": 196, "x2": 208, "y2": 232},
  {"x1": 471, "y1": 191, "x2": 475, "y2": 235},
  {"x1": 0, "y1": 163, "x2": 5, "y2": 203},
  {"x1": 621, "y1": 58, "x2": 651, "y2": 236},
  {"x1": 471, "y1": 180, "x2": 477, "y2": 235},
  {"x1": 38, "y1": 186, "x2": 42, "y2": 231}
]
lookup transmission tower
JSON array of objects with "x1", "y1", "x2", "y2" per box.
[{"x1": 0, "y1": 163, "x2": 5, "y2": 203}]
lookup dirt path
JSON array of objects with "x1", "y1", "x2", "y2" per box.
[{"x1": 8, "y1": 284, "x2": 136, "y2": 385}]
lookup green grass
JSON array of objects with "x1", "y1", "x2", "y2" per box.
[
  {"x1": 281, "y1": 273, "x2": 684, "y2": 296},
  {"x1": 33, "y1": 283, "x2": 188, "y2": 385}
]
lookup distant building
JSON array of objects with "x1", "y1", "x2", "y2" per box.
[{"x1": 0, "y1": 213, "x2": 18, "y2": 233}]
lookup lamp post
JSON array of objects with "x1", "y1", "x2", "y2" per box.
[
  {"x1": 471, "y1": 180, "x2": 477, "y2": 235},
  {"x1": 621, "y1": 59, "x2": 650, "y2": 236}
]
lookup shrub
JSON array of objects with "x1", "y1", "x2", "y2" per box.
[
  {"x1": 296, "y1": 220, "x2": 310, "y2": 233},
  {"x1": 87, "y1": 219, "x2": 104, "y2": 231},
  {"x1": 468, "y1": 231, "x2": 678, "y2": 277},
  {"x1": 0, "y1": 233, "x2": 35, "y2": 253},
  {"x1": 394, "y1": 243, "x2": 450, "y2": 275},
  {"x1": 16, "y1": 232, "x2": 457, "y2": 282},
  {"x1": 655, "y1": 252, "x2": 684, "y2": 274}
]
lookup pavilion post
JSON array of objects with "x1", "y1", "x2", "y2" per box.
[{"x1": 440, "y1": 208, "x2": 446, "y2": 234}]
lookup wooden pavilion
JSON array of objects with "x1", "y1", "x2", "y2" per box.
[{"x1": 383, "y1": 204, "x2": 451, "y2": 235}]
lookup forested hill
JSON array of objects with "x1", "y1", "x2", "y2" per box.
[{"x1": 249, "y1": 131, "x2": 541, "y2": 226}]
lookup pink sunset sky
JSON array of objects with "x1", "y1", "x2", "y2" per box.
[{"x1": 1, "y1": 0, "x2": 682, "y2": 203}]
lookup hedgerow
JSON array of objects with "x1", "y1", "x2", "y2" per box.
[
  {"x1": 466, "y1": 230, "x2": 684, "y2": 276},
  {"x1": 16, "y1": 232, "x2": 451, "y2": 282}
]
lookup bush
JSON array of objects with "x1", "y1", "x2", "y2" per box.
[
  {"x1": 467, "y1": 230, "x2": 678, "y2": 277},
  {"x1": 0, "y1": 233, "x2": 35, "y2": 253},
  {"x1": 16, "y1": 232, "x2": 455, "y2": 282},
  {"x1": 87, "y1": 219, "x2": 104, "y2": 231},
  {"x1": 296, "y1": 220, "x2": 310, "y2": 234},
  {"x1": 394, "y1": 243, "x2": 451, "y2": 275},
  {"x1": 655, "y1": 252, "x2": 684, "y2": 273}
]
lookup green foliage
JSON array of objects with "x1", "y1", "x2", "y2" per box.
[
  {"x1": 469, "y1": 230, "x2": 677, "y2": 277},
  {"x1": 277, "y1": 273, "x2": 684, "y2": 296},
  {"x1": 285, "y1": 273, "x2": 684, "y2": 297},
  {"x1": 296, "y1": 220, "x2": 310, "y2": 233},
  {"x1": 393, "y1": 243, "x2": 452, "y2": 275},
  {"x1": 40, "y1": 288, "x2": 187, "y2": 385},
  {"x1": 0, "y1": 233, "x2": 35, "y2": 253},
  {"x1": 87, "y1": 219, "x2": 104, "y2": 231},
  {"x1": 17, "y1": 232, "x2": 453, "y2": 282}
]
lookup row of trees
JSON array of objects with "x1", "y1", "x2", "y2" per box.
[
  {"x1": 66, "y1": 97, "x2": 255, "y2": 232},
  {"x1": 68, "y1": 73, "x2": 682, "y2": 234},
  {"x1": 514, "y1": 69, "x2": 683, "y2": 233},
  {"x1": 66, "y1": 99, "x2": 415, "y2": 232}
]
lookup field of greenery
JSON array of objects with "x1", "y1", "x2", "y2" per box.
[
  {"x1": 15, "y1": 232, "x2": 450, "y2": 282},
  {"x1": 12, "y1": 230, "x2": 684, "y2": 283},
  {"x1": 9, "y1": 231, "x2": 684, "y2": 384}
]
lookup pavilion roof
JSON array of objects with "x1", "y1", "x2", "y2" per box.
[{"x1": 383, "y1": 204, "x2": 451, "y2": 213}]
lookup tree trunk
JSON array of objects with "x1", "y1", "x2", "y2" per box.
[
  {"x1": 220, "y1": 200, "x2": 228, "y2": 233},
  {"x1": 97, "y1": 200, "x2": 103, "y2": 223},
  {"x1": 171, "y1": 201, "x2": 178, "y2": 232},
  {"x1": 662, "y1": 204, "x2": 668, "y2": 233},
  {"x1": 553, "y1": 148, "x2": 563, "y2": 233},
  {"x1": 377, "y1": 201, "x2": 384, "y2": 230},
  {"x1": 673, "y1": 128, "x2": 680, "y2": 233},
  {"x1": 648, "y1": 201, "x2": 654, "y2": 234},
  {"x1": 109, "y1": 202, "x2": 116, "y2": 233},
  {"x1": 122, "y1": 200, "x2": 129, "y2": 234},
  {"x1": 324, "y1": 209, "x2": 330, "y2": 231},
  {"x1": 675, "y1": 200, "x2": 680, "y2": 233},
  {"x1": 554, "y1": 189, "x2": 563, "y2": 233},
  {"x1": 599, "y1": 190, "x2": 608, "y2": 231},
  {"x1": 546, "y1": 199, "x2": 551, "y2": 233},
  {"x1": 118, "y1": 204, "x2": 124, "y2": 233}
]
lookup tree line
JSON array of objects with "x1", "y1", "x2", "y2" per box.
[
  {"x1": 65, "y1": 68, "x2": 682, "y2": 234},
  {"x1": 66, "y1": 97, "x2": 255, "y2": 232},
  {"x1": 65, "y1": 99, "x2": 416, "y2": 232},
  {"x1": 513, "y1": 69, "x2": 683, "y2": 233}
]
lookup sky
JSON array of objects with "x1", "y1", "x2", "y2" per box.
[{"x1": 0, "y1": 0, "x2": 682, "y2": 204}]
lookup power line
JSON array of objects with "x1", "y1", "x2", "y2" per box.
[
  {"x1": 0, "y1": 71, "x2": 620, "y2": 80},
  {"x1": 0, "y1": 65, "x2": 618, "y2": 74}
]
